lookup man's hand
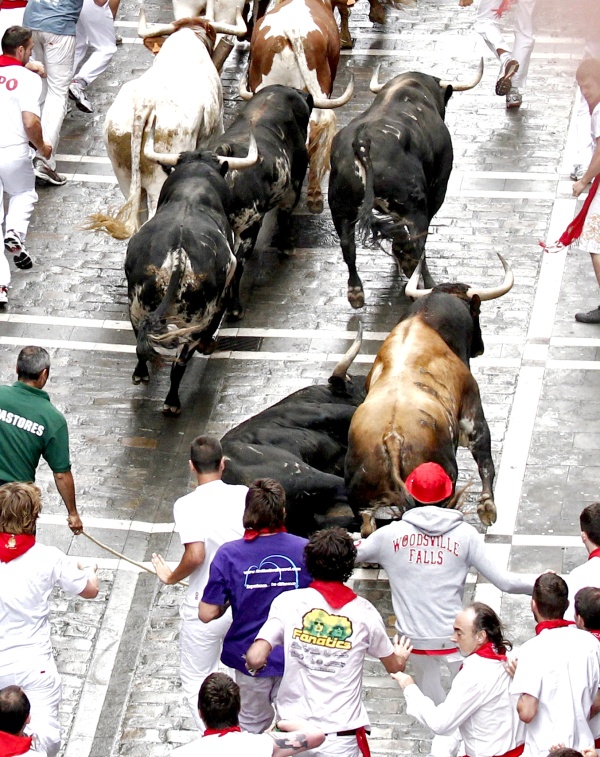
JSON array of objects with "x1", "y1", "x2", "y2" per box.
[
  {"x1": 391, "y1": 671, "x2": 415, "y2": 689},
  {"x1": 39, "y1": 142, "x2": 52, "y2": 160},
  {"x1": 459, "y1": 0, "x2": 474, "y2": 7},
  {"x1": 26, "y1": 60, "x2": 46, "y2": 77},
  {"x1": 68, "y1": 512, "x2": 83, "y2": 534},
  {"x1": 151, "y1": 553, "x2": 174, "y2": 584},
  {"x1": 573, "y1": 179, "x2": 588, "y2": 198},
  {"x1": 393, "y1": 634, "x2": 413, "y2": 664},
  {"x1": 505, "y1": 656, "x2": 518, "y2": 678}
]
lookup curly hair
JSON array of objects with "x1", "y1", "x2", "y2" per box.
[
  {"x1": 0, "y1": 482, "x2": 42, "y2": 535},
  {"x1": 304, "y1": 527, "x2": 356, "y2": 583}
]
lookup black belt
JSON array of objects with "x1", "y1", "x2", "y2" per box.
[{"x1": 336, "y1": 729, "x2": 371, "y2": 737}]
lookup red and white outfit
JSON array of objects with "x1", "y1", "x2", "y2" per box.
[
  {"x1": 0, "y1": 537, "x2": 89, "y2": 757},
  {"x1": 404, "y1": 643, "x2": 524, "y2": 757},
  {"x1": 0, "y1": 0, "x2": 28, "y2": 40},
  {"x1": 511, "y1": 621, "x2": 600, "y2": 757},
  {"x1": 564, "y1": 546, "x2": 600, "y2": 621},
  {"x1": 257, "y1": 582, "x2": 393, "y2": 757},
  {"x1": 0, "y1": 54, "x2": 40, "y2": 288},
  {"x1": 173, "y1": 479, "x2": 246, "y2": 730},
  {"x1": 171, "y1": 729, "x2": 273, "y2": 757}
]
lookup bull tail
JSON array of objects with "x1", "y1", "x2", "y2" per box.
[
  {"x1": 382, "y1": 431, "x2": 411, "y2": 501},
  {"x1": 84, "y1": 103, "x2": 154, "y2": 240},
  {"x1": 353, "y1": 125, "x2": 377, "y2": 244}
]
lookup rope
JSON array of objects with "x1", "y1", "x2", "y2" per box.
[{"x1": 81, "y1": 530, "x2": 189, "y2": 587}]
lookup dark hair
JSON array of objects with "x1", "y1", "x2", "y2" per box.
[
  {"x1": 190, "y1": 436, "x2": 222, "y2": 474},
  {"x1": 532, "y1": 573, "x2": 569, "y2": 620},
  {"x1": 304, "y1": 527, "x2": 356, "y2": 583},
  {"x1": 580, "y1": 502, "x2": 600, "y2": 547},
  {"x1": 548, "y1": 750, "x2": 584, "y2": 757},
  {"x1": 470, "y1": 602, "x2": 512, "y2": 654},
  {"x1": 574, "y1": 587, "x2": 600, "y2": 630},
  {"x1": 0, "y1": 686, "x2": 30, "y2": 735},
  {"x1": 577, "y1": 58, "x2": 600, "y2": 83},
  {"x1": 16, "y1": 346, "x2": 50, "y2": 381},
  {"x1": 198, "y1": 673, "x2": 240, "y2": 729},
  {"x1": 1, "y1": 26, "x2": 32, "y2": 55},
  {"x1": 243, "y1": 478, "x2": 286, "y2": 530}
]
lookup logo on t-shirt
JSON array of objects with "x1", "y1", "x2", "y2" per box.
[
  {"x1": 244, "y1": 554, "x2": 302, "y2": 590},
  {"x1": 292, "y1": 608, "x2": 353, "y2": 650}
]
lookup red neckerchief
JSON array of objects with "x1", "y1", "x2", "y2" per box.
[
  {"x1": 243, "y1": 526, "x2": 287, "y2": 541},
  {"x1": 588, "y1": 629, "x2": 600, "y2": 643},
  {"x1": 535, "y1": 619, "x2": 574, "y2": 635},
  {"x1": 493, "y1": 0, "x2": 512, "y2": 17},
  {"x1": 202, "y1": 726, "x2": 241, "y2": 737},
  {"x1": 0, "y1": 54, "x2": 23, "y2": 68},
  {"x1": 0, "y1": 533, "x2": 35, "y2": 563},
  {"x1": 310, "y1": 580, "x2": 357, "y2": 609},
  {"x1": 589, "y1": 547, "x2": 600, "y2": 561},
  {"x1": 0, "y1": 1, "x2": 29, "y2": 9},
  {"x1": 540, "y1": 176, "x2": 600, "y2": 252},
  {"x1": 472, "y1": 641, "x2": 507, "y2": 662},
  {"x1": 0, "y1": 730, "x2": 33, "y2": 756}
]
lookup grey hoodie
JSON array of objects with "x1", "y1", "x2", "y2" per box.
[{"x1": 356, "y1": 507, "x2": 534, "y2": 650}]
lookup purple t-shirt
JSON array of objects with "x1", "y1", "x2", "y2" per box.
[{"x1": 202, "y1": 532, "x2": 310, "y2": 676}]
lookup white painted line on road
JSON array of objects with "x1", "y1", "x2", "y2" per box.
[
  {"x1": 56, "y1": 154, "x2": 112, "y2": 164},
  {"x1": 39, "y1": 513, "x2": 176, "y2": 533}
]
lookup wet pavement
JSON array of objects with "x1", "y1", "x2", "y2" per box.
[{"x1": 0, "y1": 0, "x2": 597, "y2": 754}]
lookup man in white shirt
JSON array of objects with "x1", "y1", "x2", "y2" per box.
[
  {"x1": 0, "y1": 25, "x2": 52, "y2": 304},
  {"x1": 0, "y1": 482, "x2": 98, "y2": 757},
  {"x1": 172, "y1": 672, "x2": 325, "y2": 757},
  {"x1": 152, "y1": 436, "x2": 247, "y2": 730},
  {"x1": 565, "y1": 502, "x2": 600, "y2": 620},
  {"x1": 392, "y1": 602, "x2": 525, "y2": 757},
  {"x1": 511, "y1": 573, "x2": 600, "y2": 757}
]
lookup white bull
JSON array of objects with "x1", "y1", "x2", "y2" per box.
[{"x1": 87, "y1": 11, "x2": 244, "y2": 240}]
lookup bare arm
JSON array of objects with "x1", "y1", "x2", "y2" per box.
[
  {"x1": 152, "y1": 541, "x2": 205, "y2": 585},
  {"x1": 199, "y1": 600, "x2": 228, "y2": 623},
  {"x1": 53, "y1": 471, "x2": 82, "y2": 533},
  {"x1": 78, "y1": 563, "x2": 99, "y2": 598},
  {"x1": 245, "y1": 639, "x2": 273, "y2": 673},
  {"x1": 380, "y1": 634, "x2": 413, "y2": 673},
  {"x1": 517, "y1": 693, "x2": 539, "y2": 723},
  {"x1": 270, "y1": 721, "x2": 326, "y2": 757}
]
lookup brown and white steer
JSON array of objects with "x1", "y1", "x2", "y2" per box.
[
  {"x1": 87, "y1": 11, "x2": 244, "y2": 240},
  {"x1": 241, "y1": 0, "x2": 354, "y2": 214}
]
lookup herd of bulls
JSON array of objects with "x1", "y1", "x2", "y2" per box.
[{"x1": 86, "y1": 0, "x2": 517, "y2": 536}]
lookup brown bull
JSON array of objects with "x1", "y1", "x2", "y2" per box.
[{"x1": 345, "y1": 253, "x2": 514, "y2": 529}]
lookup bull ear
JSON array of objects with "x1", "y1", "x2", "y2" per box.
[
  {"x1": 469, "y1": 293, "x2": 481, "y2": 317},
  {"x1": 219, "y1": 160, "x2": 229, "y2": 176},
  {"x1": 443, "y1": 84, "x2": 453, "y2": 104}
]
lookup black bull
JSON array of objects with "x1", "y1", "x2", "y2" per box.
[
  {"x1": 221, "y1": 328, "x2": 366, "y2": 537},
  {"x1": 328, "y1": 62, "x2": 482, "y2": 309}
]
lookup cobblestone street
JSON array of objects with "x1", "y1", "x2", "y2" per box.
[{"x1": 0, "y1": 0, "x2": 596, "y2": 754}]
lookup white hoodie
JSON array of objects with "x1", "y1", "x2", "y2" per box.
[{"x1": 356, "y1": 507, "x2": 534, "y2": 650}]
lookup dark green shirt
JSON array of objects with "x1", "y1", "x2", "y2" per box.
[{"x1": 0, "y1": 382, "x2": 71, "y2": 482}]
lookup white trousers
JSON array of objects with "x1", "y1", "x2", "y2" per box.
[
  {"x1": 73, "y1": 0, "x2": 117, "y2": 86},
  {"x1": 474, "y1": 0, "x2": 537, "y2": 90},
  {"x1": 0, "y1": 655, "x2": 62, "y2": 757},
  {"x1": 235, "y1": 671, "x2": 281, "y2": 733},
  {"x1": 179, "y1": 611, "x2": 232, "y2": 731},
  {"x1": 0, "y1": 6, "x2": 26, "y2": 39},
  {"x1": 304, "y1": 735, "x2": 362, "y2": 757},
  {"x1": 32, "y1": 31, "x2": 76, "y2": 169}
]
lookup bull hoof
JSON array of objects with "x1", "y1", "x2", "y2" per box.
[
  {"x1": 306, "y1": 196, "x2": 324, "y2": 214},
  {"x1": 477, "y1": 499, "x2": 497, "y2": 527},
  {"x1": 227, "y1": 305, "x2": 245, "y2": 322},
  {"x1": 132, "y1": 373, "x2": 149, "y2": 385},
  {"x1": 348, "y1": 287, "x2": 365, "y2": 309},
  {"x1": 369, "y1": 4, "x2": 386, "y2": 24},
  {"x1": 340, "y1": 33, "x2": 354, "y2": 49},
  {"x1": 162, "y1": 403, "x2": 182, "y2": 416}
]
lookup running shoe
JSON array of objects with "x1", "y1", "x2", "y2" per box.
[
  {"x1": 496, "y1": 57, "x2": 519, "y2": 96},
  {"x1": 33, "y1": 158, "x2": 67, "y2": 186},
  {"x1": 68, "y1": 78, "x2": 94, "y2": 113},
  {"x1": 4, "y1": 231, "x2": 33, "y2": 269}
]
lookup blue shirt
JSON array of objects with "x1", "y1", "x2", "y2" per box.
[
  {"x1": 23, "y1": 0, "x2": 85, "y2": 36},
  {"x1": 202, "y1": 532, "x2": 311, "y2": 677}
]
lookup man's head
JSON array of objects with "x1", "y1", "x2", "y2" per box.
[
  {"x1": 243, "y1": 478, "x2": 286, "y2": 531},
  {"x1": 577, "y1": 59, "x2": 600, "y2": 112},
  {"x1": 304, "y1": 527, "x2": 356, "y2": 583},
  {"x1": 0, "y1": 686, "x2": 30, "y2": 736},
  {"x1": 189, "y1": 436, "x2": 224, "y2": 476},
  {"x1": 0, "y1": 482, "x2": 42, "y2": 535},
  {"x1": 452, "y1": 602, "x2": 512, "y2": 657},
  {"x1": 580, "y1": 502, "x2": 600, "y2": 550},
  {"x1": 405, "y1": 462, "x2": 453, "y2": 507},
  {"x1": 16, "y1": 346, "x2": 50, "y2": 386},
  {"x1": 198, "y1": 673, "x2": 240, "y2": 730},
  {"x1": 1, "y1": 26, "x2": 34, "y2": 64},
  {"x1": 532, "y1": 573, "x2": 569, "y2": 622},
  {"x1": 575, "y1": 587, "x2": 600, "y2": 631}
]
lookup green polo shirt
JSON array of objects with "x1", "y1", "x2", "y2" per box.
[{"x1": 0, "y1": 382, "x2": 71, "y2": 483}]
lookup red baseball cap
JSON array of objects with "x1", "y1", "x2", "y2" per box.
[{"x1": 405, "y1": 462, "x2": 453, "y2": 504}]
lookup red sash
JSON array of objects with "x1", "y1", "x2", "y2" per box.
[
  {"x1": 310, "y1": 580, "x2": 357, "y2": 610},
  {"x1": 540, "y1": 176, "x2": 600, "y2": 253},
  {"x1": 0, "y1": 730, "x2": 33, "y2": 756},
  {"x1": 412, "y1": 647, "x2": 459, "y2": 656},
  {"x1": 589, "y1": 547, "x2": 600, "y2": 561},
  {"x1": 0, "y1": 533, "x2": 35, "y2": 563},
  {"x1": 493, "y1": 0, "x2": 512, "y2": 17},
  {"x1": 0, "y1": 1, "x2": 28, "y2": 9},
  {"x1": 243, "y1": 526, "x2": 287, "y2": 541},
  {"x1": 472, "y1": 641, "x2": 507, "y2": 662},
  {"x1": 0, "y1": 54, "x2": 23, "y2": 68},
  {"x1": 356, "y1": 726, "x2": 371, "y2": 757},
  {"x1": 535, "y1": 619, "x2": 574, "y2": 635},
  {"x1": 202, "y1": 726, "x2": 241, "y2": 737},
  {"x1": 461, "y1": 743, "x2": 524, "y2": 757}
]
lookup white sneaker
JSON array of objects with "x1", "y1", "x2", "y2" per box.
[
  {"x1": 571, "y1": 164, "x2": 585, "y2": 181},
  {"x1": 0, "y1": 286, "x2": 8, "y2": 304},
  {"x1": 68, "y1": 79, "x2": 94, "y2": 113}
]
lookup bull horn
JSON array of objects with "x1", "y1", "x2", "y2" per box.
[
  {"x1": 330, "y1": 322, "x2": 363, "y2": 381},
  {"x1": 138, "y1": 7, "x2": 177, "y2": 38},
  {"x1": 466, "y1": 252, "x2": 514, "y2": 302},
  {"x1": 144, "y1": 116, "x2": 180, "y2": 166},
  {"x1": 312, "y1": 74, "x2": 354, "y2": 109},
  {"x1": 369, "y1": 64, "x2": 385, "y2": 94},
  {"x1": 404, "y1": 255, "x2": 431, "y2": 299},
  {"x1": 439, "y1": 57, "x2": 484, "y2": 92},
  {"x1": 210, "y1": 7, "x2": 247, "y2": 37},
  {"x1": 238, "y1": 70, "x2": 253, "y2": 100},
  {"x1": 216, "y1": 132, "x2": 258, "y2": 170}
]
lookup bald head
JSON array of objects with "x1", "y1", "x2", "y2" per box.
[{"x1": 0, "y1": 686, "x2": 30, "y2": 735}]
